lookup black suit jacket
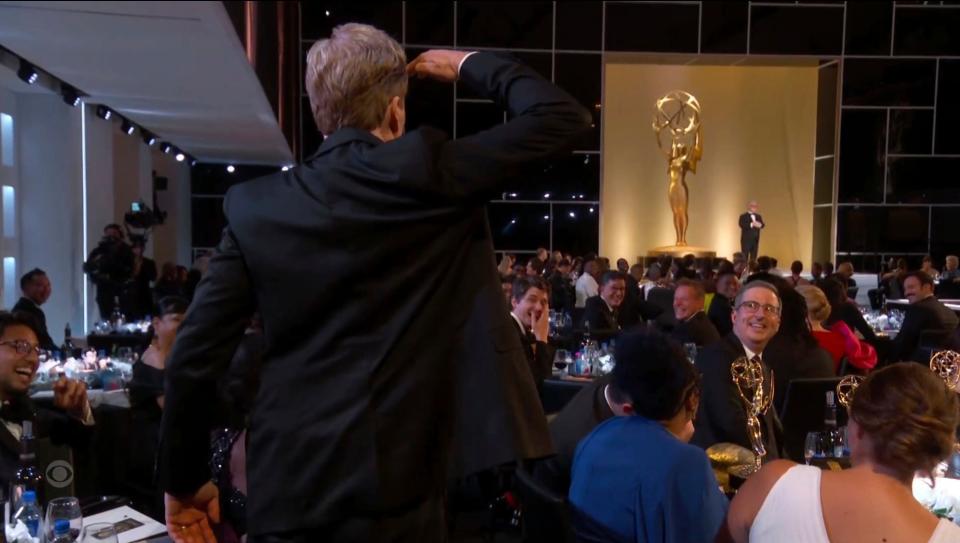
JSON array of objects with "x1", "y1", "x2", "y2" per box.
[
  {"x1": 707, "y1": 294, "x2": 733, "y2": 337},
  {"x1": 13, "y1": 297, "x2": 55, "y2": 351},
  {"x1": 892, "y1": 296, "x2": 960, "y2": 362},
  {"x1": 738, "y1": 212, "x2": 764, "y2": 243},
  {"x1": 581, "y1": 296, "x2": 620, "y2": 340},
  {"x1": 671, "y1": 311, "x2": 721, "y2": 348},
  {"x1": 548, "y1": 271, "x2": 574, "y2": 314},
  {"x1": 534, "y1": 375, "x2": 613, "y2": 495},
  {"x1": 159, "y1": 53, "x2": 590, "y2": 535},
  {"x1": 510, "y1": 316, "x2": 555, "y2": 390},
  {"x1": 691, "y1": 334, "x2": 780, "y2": 459}
]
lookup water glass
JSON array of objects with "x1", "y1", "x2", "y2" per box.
[
  {"x1": 44, "y1": 497, "x2": 82, "y2": 543},
  {"x1": 81, "y1": 522, "x2": 118, "y2": 543},
  {"x1": 804, "y1": 432, "x2": 823, "y2": 465}
]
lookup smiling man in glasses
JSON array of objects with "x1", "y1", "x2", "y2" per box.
[
  {"x1": 690, "y1": 280, "x2": 782, "y2": 460},
  {"x1": 0, "y1": 311, "x2": 92, "y2": 491}
]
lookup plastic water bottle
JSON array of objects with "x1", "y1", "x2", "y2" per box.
[
  {"x1": 50, "y1": 519, "x2": 73, "y2": 543},
  {"x1": 14, "y1": 490, "x2": 42, "y2": 538}
]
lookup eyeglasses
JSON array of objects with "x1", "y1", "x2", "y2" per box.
[
  {"x1": 0, "y1": 340, "x2": 42, "y2": 357},
  {"x1": 737, "y1": 300, "x2": 781, "y2": 317}
]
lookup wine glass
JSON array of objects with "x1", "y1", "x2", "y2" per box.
[
  {"x1": 554, "y1": 349, "x2": 570, "y2": 375},
  {"x1": 81, "y1": 522, "x2": 118, "y2": 543},
  {"x1": 804, "y1": 432, "x2": 822, "y2": 465},
  {"x1": 45, "y1": 497, "x2": 82, "y2": 542}
]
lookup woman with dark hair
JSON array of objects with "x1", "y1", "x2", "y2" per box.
[
  {"x1": 126, "y1": 296, "x2": 188, "y2": 519},
  {"x1": 758, "y1": 285, "x2": 834, "y2": 413},
  {"x1": 569, "y1": 329, "x2": 727, "y2": 542},
  {"x1": 822, "y1": 278, "x2": 878, "y2": 344},
  {"x1": 723, "y1": 363, "x2": 960, "y2": 542}
]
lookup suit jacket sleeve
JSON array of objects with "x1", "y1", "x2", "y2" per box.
[
  {"x1": 738, "y1": 213, "x2": 750, "y2": 231},
  {"x1": 694, "y1": 349, "x2": 751, "y2": 450},
  {"x1": 756, "y1": 214, "x2": 764, "y2": 229},
  {"x1": 159, "y1": 225, "x2": 256, "y2": 496},
  {"x1": 439, "y1": 53, "x2": 592, "y2": 199},
  {"x1": 892, "y1": 305, "x2": 926, "y2": 363}
]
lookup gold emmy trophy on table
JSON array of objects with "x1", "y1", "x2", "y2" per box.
[
  {"x1": 648, "y1": 91, "x2": 715, "y2": 259},
  {"x1": 836, "y1": 375, "x2": 864, "y2": 410},
  {"x1": 730, "y1": 356, "x2": 773, "y2": 477},
  {"x1": 930, "y1": 350, "x2": 960, "y2": 391}
]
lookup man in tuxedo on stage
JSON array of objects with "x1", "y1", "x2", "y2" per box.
[
  {"x1": 738, "y1": 201, "x2": 765, "y2": 263},
  {"x1": 159, "y1": 24, "x2": 591, "y2": 543}
]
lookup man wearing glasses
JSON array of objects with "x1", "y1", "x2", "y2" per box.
[
  {"x1": 0, "y1": 311, "x2": 92, "y2": 489},
  {"x1": 690, "y1": 280, "x2": 781, "y2": 460}
]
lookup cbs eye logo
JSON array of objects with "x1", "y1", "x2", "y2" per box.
[{"x1": 45, "y1": 460, "x2": 74, "y2": 489}]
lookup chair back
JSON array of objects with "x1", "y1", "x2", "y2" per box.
[
  {"x1": 779, "y1": 377, "x2": 844, "y2": 462},
  {"x1": 647, "y1": 287, "x2": 676, "y2": 328},
  {"x1": 35, "y1": 438, "x2": 77, "y2": 500},
  {"x1": 514, "y1": 463, "x2": 576, "y2": 543}
]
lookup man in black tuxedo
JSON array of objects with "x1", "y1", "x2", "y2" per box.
[
  {"x1": 708, "y1": 272, "x2": 739, "y2": 337},
  {"x1": 159, "y1": 24, "x2": 591, "y2": 543},
  {"x1": 670, "y1": 279, "x2": 720, "y2": 348},
  {"x1": 738, "y1": 201, "x2": 764, "y2": 263},
  {"x1": 0, "y1": 312, "x2": 92, "y2": 490},
  {"x1": 12, "y1": 269, "x2": 55, "y2": 351},
  {"x1": 548, "y1": 259, "x2": 574, "y2": 313},
  {"x1": 581, "y1": 271, "x2": 626, "y2": 341},
  {"x1": 891, "y1": 271, "x2": 960, "y2": 363},
  {"x1": 691, "y1": 280, "x2": 781, "y2": 460},
  {"x1": 509, "y1": 276, "x2": 555, "y2": 389}
]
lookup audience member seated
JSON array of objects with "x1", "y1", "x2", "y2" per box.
[
  {"x1": 692, "y1": 281, "x2": 780, "y2": 458},
  {"x1": 13, "y1": 269, "x2": 55, "y2": 351},
  {"x1": 708, "y1": 272, "x2": 739, "y2": 337},
  {"x1": 810, "y1": 262, "x2": 824, "y2": 285},
  {"x1": 497, "y1": 253, "x2": 516, "y2": 279},
  {"x1": 548, "y1": 259, "x2": 574, "y2": 313},
  {"x1": 760, "y1": 287, "x2": 834, "y2": 414},
  {"x1": 669, "y1": 279, "x2": 720, "y2": 348},
  {"x1": 836, "y1": 262, "x2": 857, "y2": 289},
  {"x1": 640, "y1": 262, "x2": 665, "y2": 299},
  {"x1": 617, "y1": 264, "x2": 643, "y2": 329},
  {"x1": 127, "y1": 296, "x2": 188, "y2": 519},
  {"x1": 756, "y1": 256, "x2": 772, "y2": 273},
  {"x1": 154, "y1": 262, "x2": 182, "y2": 300},
  {"x1": 822, "y1": 278, "x2": 879, "y2": 344},
  {"x1": 0, "y1": 311, "x2": 92, "y2": 491},
  {"x1": 786, "y1": 260, "x2": 809, "y2": 288},
  {"x1": 797, "y1": 285, "x2": 877, "y2": 373},
  {"x1": 921, "y1": 255, "x2": 940, "y2": 281},
  {"x1": 940, "y1": 255, "x2": 960, "y2": 299},
  {"x1": 575, "y1": 259, "x2": 599, "y2": 309},
  {"x1": 509, "y1": 276, "x2": 555, "y2": 388},
  {"x1": 499, "y1": 276, "x2": 513, "y2": 308},
  {"x1": 581, "y1": 271, "x2": 625, "y2": 341},
  {"x1": 890, "y1": 271, "x2": 960, "y2": 363},
  {"x1": 721, "y1": 363, "x2": 960, "y2": 542},
  {"x1": 569, "y1": 329, "x2": 728, "y2": 543},
  {"x1": 526, "y1": 256, "x2": 545, "y2": 278},
  {"x1": 534, "y1": 372, "x2": 619, "y2": 496}
]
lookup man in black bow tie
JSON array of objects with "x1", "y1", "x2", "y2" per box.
[
  {"x1": 509, "y1": 276, "x2": 555, "y2": 389},
  {"x1": 0, "y1": 311, "x2": 92, "y2": 490}
]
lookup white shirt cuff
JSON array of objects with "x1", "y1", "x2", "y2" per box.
[{"x1": 457, "y1": 51, "x2": 479, "y2": 78}]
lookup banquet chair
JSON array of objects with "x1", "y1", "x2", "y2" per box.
[{"x1": 779, "y1": 377, "x2": 844, "y2": 462}]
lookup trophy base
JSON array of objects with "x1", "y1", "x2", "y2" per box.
[{"x1": 647, "y1": 245, "x2": 717, "y2": 259}]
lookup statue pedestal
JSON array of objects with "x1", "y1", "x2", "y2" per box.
[{"x1": 647, "y1": 245, "x2": 717, "y2": 259}]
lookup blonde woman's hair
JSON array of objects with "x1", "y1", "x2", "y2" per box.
[
  {"x1": 305, "y1": 23, "x2": 407, "y2": 135},
  {"x1": 796, "y1": 284, "x2": 831, "y2": 323}
]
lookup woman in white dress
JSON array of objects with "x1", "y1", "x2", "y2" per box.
[{"x1": 721, "y1": 362, "x2": 960, "y2": 543}]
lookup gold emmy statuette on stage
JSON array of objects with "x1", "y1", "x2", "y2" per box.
[
  {"x1": 730, "y1": 356, "x2": 773, "y2": 477},
  {"x1": 649, "y1": 91, "x2": 714, "y2": 259}
]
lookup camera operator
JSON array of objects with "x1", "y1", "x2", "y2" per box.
[{"x1": 83, "y1": 224, "x2": 134, "y2": 321}]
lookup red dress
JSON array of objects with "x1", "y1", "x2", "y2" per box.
[{"x1": 813, "y1": 330, "x2": 846, "y2": 371}]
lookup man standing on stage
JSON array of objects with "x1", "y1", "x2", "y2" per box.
[
  {"x1": 159, "y1": 23, "x2": 590, "y2": 543},
  {"x1": 738, "y1": 200, "x2": 764, "y2": 262}
]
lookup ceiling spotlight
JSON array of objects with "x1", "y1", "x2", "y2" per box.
[
  {"x1": 190, "y1": 158, "x2": 198, "y2": 167},
  {"x1": 121, "y1": 120, "x2": 136, "y2": 135},
  {"x1": 175, "y1": 152, "x2": 185, "y2": 162},
  {"x1": 568, "y1": 211, "x2": 576, "y2": 218},
  {"x1": 17, "y1": 60, "x2": 38, "y2": 85},
  {"x1": 61, "y1": 84, "x2": 81, "y2": 107},
  {"x1": 226, "y1": 165, "x2": 235, "y2": 173},
  {"x1": 160, "y1": 142, "x2": 172, "y2": 154},
  {"x1": 95, "y1": 105, "x2": 112, "y2": 120},
  {"x1": 141, "y1": 131, "x2": 157, "y2": 146},
  {"x1": 543, "y1": 192, "x2": 551, "y2": 199},
  {"x1": 543, "y1": 215, "x2": 549, "y2": 220},
  {"x1": 589, "y1": 207, "x2": 595, "y2": 213}
]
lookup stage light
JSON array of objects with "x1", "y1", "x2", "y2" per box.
[
  {"x1": 568, "y1": 211, "x2": 576, "y2": 218},
  {"x1": 141, "y1": 131, "x2": 157, "y2": 146},
  {"x1": 175, "y1": 152, "x2": 185, "y2": 162},
  {"x1": 325, "y1": 10, "x2": 331, "y2": 16},
  {"x1": 160, "y1": 143, "x2": 172, "y2": 154},
  {"x1": 61, "y1": 84, "x2": 81, "y2": 107},
  {"x1": 543, "y1": 193, "x2": 551, "y2": 199},
  {"x1": 543, "y1": 215, "x2": 549, "y2": 220},
  {"x1": 17, "y1": 61, "x2": 38, "y2": 85},
  {"x1": 510, "y1": 218, "x2": 517, "y2": 225},
  {"x1": 226, "y1": 165, "x2": 235, "y2": 173},
  {"x1": 95, "y1": 105, "x2": 112, "y2": 120},
  {"x1": 121, "y1": 120, "x2": 136, "y2": 135},
  {"x1": 589, "y1": 207, "x2": 595, "y2": 213}
]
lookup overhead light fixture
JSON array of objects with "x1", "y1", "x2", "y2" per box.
[
  {"x1": 160, "y1": 143, "x2": 172, "y2": 154},
  {"x1": 17, "y1": 60, "x2": 38, "y2": 85},
  {"x1": 190, "y1": 158, "x2": 198, "y2": 167},
  {"x1": 61, "y1": 83, "x2": 81, "y2": 107},
  {"x1": 281, "y1": 164, "x2": 294, "y2": 172},
  {"x1": 175, "y1": 152, "x2": 185, "y2": 162},
  {"x1": 121, "y1": 119, "x2": 136, "y2": 135},
  {"x1": 95, "y1": 105, "x2": 112, "y2": 120},
  {"x1": 226, "y1": 165, "x2": 235, "y2": 173},
  {"x1": 141, "y1": 130, "x2": 157, "y2": 146}
]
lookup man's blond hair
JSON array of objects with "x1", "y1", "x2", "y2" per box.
[{"x1": 305, "y1": 23, "x2": 407, "y2": 135}]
